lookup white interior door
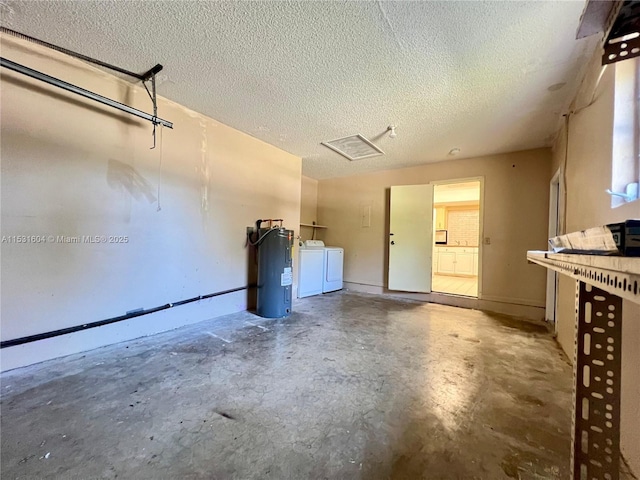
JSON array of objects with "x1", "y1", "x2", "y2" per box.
[{"x1": 388, "y1": 184, "x2": 434, "y2": 292}]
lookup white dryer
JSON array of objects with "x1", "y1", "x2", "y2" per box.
[
  {"x1": 298, "y1": 240, "x2": 325, "y2": 298},
  {"x1": 323, "y1": 246, "x2": 344, "y2": 293}
]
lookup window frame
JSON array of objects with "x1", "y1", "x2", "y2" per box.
[{"x1": 610, "y1": 57, "x2": 640, "y2": 208}]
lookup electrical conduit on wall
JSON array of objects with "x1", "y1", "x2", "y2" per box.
[{"x1": 0, "y1": 285, "x2": 256, "y2": 349}]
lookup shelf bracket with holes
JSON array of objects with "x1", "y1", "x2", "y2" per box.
[{"x1": 527, "y1": 250, "x2": 640, "y2": 480}]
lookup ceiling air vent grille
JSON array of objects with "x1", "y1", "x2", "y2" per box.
[{"x1": 321, "y1": 134, "x2": 384, "y2": 161}]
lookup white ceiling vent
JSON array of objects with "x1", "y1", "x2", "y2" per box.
[{"x1": 321, "y1": 134, "x2": 384, "y2": 161}]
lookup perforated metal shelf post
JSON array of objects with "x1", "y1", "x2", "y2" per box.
[{"x1": 527, "y1": 251, "x2": 640, "y2": 480}]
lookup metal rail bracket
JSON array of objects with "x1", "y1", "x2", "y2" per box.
[{"x1": 0, "y1": 28, "x2": 173, "y2": 136}]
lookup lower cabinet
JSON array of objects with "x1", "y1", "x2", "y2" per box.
[
  {"x1": 455, "y1": 252, "x2": 475, "y2": 275},
  {"x1": 438, "y1": 251, "x2": 456, "y2": 274},
  {"x1": 433, "y1": 247, "x2": 478, "y2": 276}
]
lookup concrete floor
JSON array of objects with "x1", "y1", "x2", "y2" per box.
[{"x1": 1, "y1": 292, "x2": 579, "y2": 479}]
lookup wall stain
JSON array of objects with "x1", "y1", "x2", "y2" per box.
[
  {"x1": 107, "y1": 159, "x2": 157, "y2": 204},
  {"x1": 199, "y1": 122, "x2": 210, "y2": 214}
]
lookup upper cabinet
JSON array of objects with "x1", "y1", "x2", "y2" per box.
[{"x1": 435, "y1": 207, "x2": 447, "y2": 230}]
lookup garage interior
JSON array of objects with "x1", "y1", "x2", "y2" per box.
[{"x1": 1, "y1": 1, "x2": 639, "y2": 479}]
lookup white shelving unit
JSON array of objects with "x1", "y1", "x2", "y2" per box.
[{"x1": 527, "y1": 250, "x2": 640, "y2": 480}]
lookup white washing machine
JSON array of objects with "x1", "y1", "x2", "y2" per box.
[
  {"x1": 298, "y1": 240, "x2": 344, "y2": 297},
  {"x1": 298, "y1": 240, "x2": 325, "y2": 298},
  {"x1": 323, "y1": 245, "x2": 344, "y2": 293}
]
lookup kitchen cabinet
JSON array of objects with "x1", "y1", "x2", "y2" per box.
[
  {"x1": 435, "y1": 207, "x2": 447, "y2": 230},
  {"x1": 433, "y1": 247, "x2": 478, "y2": 276},
  {"x1": 455, "y1": 251, "x2": 475, "y2": 275},
  {"x1": 438, "y1": 251, "x2": 456, "y2": 274}
]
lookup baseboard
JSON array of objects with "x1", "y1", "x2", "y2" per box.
[
  {"x1": 480, "y1": 294, "x2": 545, "y2": 308},
  {"x1": 343, "y1": 282, "x2": 545, "y2": 322}
]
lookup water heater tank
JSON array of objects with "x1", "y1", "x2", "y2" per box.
[{"x1": 256, "y1": 227, "x2": 294, "y2": 318}]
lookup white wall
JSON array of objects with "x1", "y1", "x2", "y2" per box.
[
  {"x1": 433, "y1": 182, "x2": 480, "y2": 204},
  {"x1": 0, "y1": 35, "x2": 301, "y2": 371},
  {"x1": 300, "y1": 175, "x2": 320, "y2": 241},
  {"x1": 551, "y1": 49, "x2": 640, "y2": 474}
]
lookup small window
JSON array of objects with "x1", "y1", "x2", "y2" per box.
[{"x1": 611, "y1": 57, "x2": 639, "y2": 208}]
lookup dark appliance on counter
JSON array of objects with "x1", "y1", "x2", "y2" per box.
[{"x1": 435, "y1": 230, "x2": 448, "y2": 245}]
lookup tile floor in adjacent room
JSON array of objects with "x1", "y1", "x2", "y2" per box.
[
  {"x1": 432, "y1": 274, "x2": 478, "y2": 297},
  {"x1": 0, "y1": 291, "x2": 587, "y2": 479}
]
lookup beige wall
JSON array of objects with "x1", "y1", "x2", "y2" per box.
[
  {"x1": 551, "y1": 49, "x2": 640, "y2": 473},
  {"x1": 0, "y1": 36, "x2": 301, "y2": 371},
  {"x1": 317, "y1": 149, "x2": 551, "y2": 311},
  {"x1": 300, "y1": 175, "x2": 320, "y2": 242}
]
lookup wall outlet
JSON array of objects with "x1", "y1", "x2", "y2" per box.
[{"x1": 247, "y1": 226, "x2": 256, "y2": 234}]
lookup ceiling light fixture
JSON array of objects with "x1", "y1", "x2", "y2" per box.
[
  {"x1": 449, "y1": 148, "x2": 461, "y2": 156},
  {"x1": 387, "y1": 125, "x2": 397, "y2": 139}
]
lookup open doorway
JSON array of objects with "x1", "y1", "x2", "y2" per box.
[{"x1": 431, "y1": 180, "x2": 482, "y2": 297}]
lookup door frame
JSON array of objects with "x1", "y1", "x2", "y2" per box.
[
  {"x1": 430, "y1": 176, "x2": 484, "y2": 299},
  {"x1": 546, "y1": 167, "x2": 563, "y2": 331}
]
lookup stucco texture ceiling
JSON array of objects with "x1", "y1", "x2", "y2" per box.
[{"x1": 1, "y1": 0, "x2": 597, "y2": 179}]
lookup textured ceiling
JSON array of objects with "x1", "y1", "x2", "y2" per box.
[{"x1": 1, "y1": 1, "x2": 597, "y2": 179}]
